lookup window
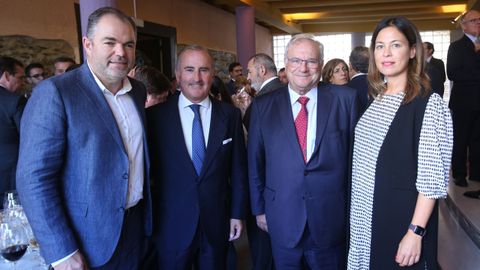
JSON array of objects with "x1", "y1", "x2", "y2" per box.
[{"x1": 273, "y1": 35, "x2": 291, "y2": 70}]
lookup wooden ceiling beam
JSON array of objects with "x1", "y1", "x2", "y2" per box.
[
  {"x1": 270, "y1": 0, "x2": 436, "y2": 9},
  {"x1": 280, "y1": 0, "x2": 466, "y2": 14}
]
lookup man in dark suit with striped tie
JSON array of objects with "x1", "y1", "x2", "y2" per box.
[{"x1": 147, "y1": 45, "x2": 248, "y2": 269}]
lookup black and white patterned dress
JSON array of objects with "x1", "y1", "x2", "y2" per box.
[{"x1": 348, "y1": 92, "x2": 453, "y2": 270}]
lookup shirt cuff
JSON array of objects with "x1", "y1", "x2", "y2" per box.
[{"x1": 51, "y1": 249, "x2": 78, "y2": 267}]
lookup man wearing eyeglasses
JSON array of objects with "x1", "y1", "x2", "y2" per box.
[
  {"x1": 447, "y1": 9, "x2": 480, "y2": 189},
  {"x1": 0, "y1": 56, "x2": 26, "y2": 209},
  {"x1": 25, "y1": 63, "x2": 46, "y2": 88},
  {"x1": 248, "y1": 34, "x2": 358, "y2": 269}
]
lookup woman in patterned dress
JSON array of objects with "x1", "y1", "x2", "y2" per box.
[{"x1": 347, "y1": 16, "x2": 453, "y2": 270}]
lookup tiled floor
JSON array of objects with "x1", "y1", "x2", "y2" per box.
[
  {"x1": 438, "y1": 179, "x2": 480, "y2": 270},
  {"x1": 234, "y1": 178, "x2": 480, "y2": 270}
]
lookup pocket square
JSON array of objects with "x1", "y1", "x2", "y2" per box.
[{"x1": 222, "y1": 138, "x2": 233, "y2": 145}]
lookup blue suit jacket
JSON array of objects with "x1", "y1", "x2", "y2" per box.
[
  {"x1": 147, "y1": 94, "x2": 248, "y2": 250},
  {"x1": 248, "y1": 84, "x2": 358, "y2": 249},
  {"x1": 16, "y1": 64, "x2": 152, "y2": 267}
]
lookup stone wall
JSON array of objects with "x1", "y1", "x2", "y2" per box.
[
  {"x1": 177, "y1": 44, "x2": 236, "y2": 83},
  {"x1": 0, "y1": 35, "x2": 76, "y2": 75}
]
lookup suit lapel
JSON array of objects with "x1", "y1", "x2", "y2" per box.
[
  {"x1": 75, "y1": 65, "x2": 126, "y2": 154},
  {"x1": 310, "y1": 84, "x2": 333, "y2": 160},
  {"x1": 200, "y1": 99, "x2": 227, "y2": 179}
]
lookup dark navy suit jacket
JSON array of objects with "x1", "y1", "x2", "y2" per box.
[
  {"x1": 147, "y1": 94, "x2": 248, "y2": 250},
  {"x1": 16, "y1": 64, "x2": 152, "y2": 266},
  {"x1": 0, "y1": 87, "x2": 25, "y2": 206},
  {"x1": 248, "y1": 84, "x2": 358, "y2": 250},
  {"x1": 346, "y1": 74, "x2": 369, "y2": 114}
]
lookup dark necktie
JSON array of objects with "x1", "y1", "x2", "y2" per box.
[
  {"x1": 295, "y1": 96, "x2": 309, "y2": 162},
  {"x1": 190, "y1": 104, "x2": 206, "y2": 176}
]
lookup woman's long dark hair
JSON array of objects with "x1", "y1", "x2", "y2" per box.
[{"x1": 368, "y1": 16, "x2": 431, "y2": 104}]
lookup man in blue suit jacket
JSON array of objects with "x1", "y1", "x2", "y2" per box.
[
  {"x1": 347, "y1": 46, "x2": 370, "y2": 114},
  {"x1": 16, "y1": 7, "x2": 152, "y2": 269},
  {"x1": 147, "y1": 45, "x2": 248, "y2": 269},
  {"x1": 248, "y1": 34, "x2": 358, "y2": 269}
]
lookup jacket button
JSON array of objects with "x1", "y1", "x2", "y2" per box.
[
  {"x1": 123, "y1": 173, "x2": 128, "y2": 179},
  {"x1": 119, "y1": 207, "x2": 125, "y2": 212},
  {"x1": 304, "y1": 171, "x2": 309, "y2": 176}
]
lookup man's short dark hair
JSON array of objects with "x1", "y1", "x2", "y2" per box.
[
  {"x1": 424, "y1": 41, "x2": 434, "y2": 53},
  {"x1": 349, "y1": 46, "x2": 369, "y2": 73},
  {"x1": 53, "y1": 57, "x2": 76, "y2": 65},
  {"x1": 86, "y1": 7, "x2": 136, "y2": 39},
  {"x1": 279, "y1": 67, "x2": 285, "y2": 73},
  {"x1": 249, "y1": 53, "x2": 277, "y2": 75},
  {"x1": 0, "y1": 56, "x2": 23, "y2": 78},
  {"x1": 228, "y1": 62, "x2": 241, "y2": 72},
  {"x1": 25, "y1": 63, "x2": 44, "y2": 77},
  {"x1": 134, "y1": 66, "x2": 172, "y2": 95}
]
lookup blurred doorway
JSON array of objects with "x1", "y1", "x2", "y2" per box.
[{"x1": 136, "y1": 21, "x2": 176, "y2": 79}]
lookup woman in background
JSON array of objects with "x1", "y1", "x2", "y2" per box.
[
  {"x1": 348, "y1": 16, "x2": 453, "y2": 270},
  {"x1": 321, "y1": 58, "x2": 349, "y2": 85}
]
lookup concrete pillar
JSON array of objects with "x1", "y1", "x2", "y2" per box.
[
  {"x1": 79, "y1": 0, "x2": 117, "y2": 37},
  {"x1": 235, "y1": 6, "x2": 255, "y2": 71},
  {"x1": 351, "y1": 32, "x2": 366, "y2": 48}
]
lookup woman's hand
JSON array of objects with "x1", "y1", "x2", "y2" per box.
[{"x1": 395, "y1": 230, "x2": 422, "y2": 267}]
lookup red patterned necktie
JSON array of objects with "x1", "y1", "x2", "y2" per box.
[{"x1": 295, "y1": 96, "x2": 309, "y2": 162}]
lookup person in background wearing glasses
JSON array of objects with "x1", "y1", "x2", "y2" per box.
[
  {"x1": 25, "y1": 63, "x2": 47, "y2": 94},
  {"x1": 447, "y1": 9, "x2": 480, "y2": 189},
  {"x1": 0, "y1": 56, "x2": 26, "y2": 209},
  {"x1": 248, "y1": 34, "x2": 358, "y2": 269},
  {"x1": 321, "y1": 58, "x2": 350, "y2": 86}
]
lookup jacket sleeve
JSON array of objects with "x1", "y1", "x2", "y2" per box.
[
  {"x1": 16, "y1": 80, "x2": 79, "y2": 264},
  {"x1": 247, "y1": 99, "x2": 266, "y2": 215}
]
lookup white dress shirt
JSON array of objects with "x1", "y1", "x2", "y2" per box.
[
  {"x1": 178, "y1": 92, "x2": 212, "y2": 158},
  {"x1": 288, "y1": 87, "x2": 318, "y2": 162}
]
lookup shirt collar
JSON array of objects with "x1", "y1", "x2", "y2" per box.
[
  {"x1": 87, "y1": 61, "x2": 132, "y2": 96},
  {"x1": 464, "y1": 33, "x2": 477, "y2": 44},
  {"x1": 426, "y1": 56, "x2": 432, "y2": 63},
  {"x1": 288, "y1": 86, "x2": 317, "y2": 106},
  {"x1": 179, "y1": 91, "x2": 211, "y2": 110},
  {"x1": 351, "y1": 73, "x2": 367, "y2": 80},
  {"x1": 260, "y1": 76, "x2": 278, "y2": 90}
]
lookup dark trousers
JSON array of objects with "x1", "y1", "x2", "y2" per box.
[
  {"x1": 451, "y1": 109, "x2": 480, "y2": 179},
  {"x1": 93, "y1": 201, "x2": 146, "y2": 270},
  {"x1": 156, "y1": 224, "x2": 228, "y2": 270},
  {"x1": 270, "y1": 227, "x2": 346, "y2": 270},
  {"x1": 246, "y1": 214, "x2": 275, "y2": 270}
]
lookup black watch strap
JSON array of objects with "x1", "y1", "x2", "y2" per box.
[{"x1": 409, "y1": 223, "x2": 426, "y2": 237}]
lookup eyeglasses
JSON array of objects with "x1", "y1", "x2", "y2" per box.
[
  {"x1": 29, "y1": 73, "x2": 46, "y2": 79},
  {"x1": 287, "y1": 58, "x2": 320, "y2": 68},
  {"x1": 463, "y1": 17, "x2": 480, "y2": 24}
]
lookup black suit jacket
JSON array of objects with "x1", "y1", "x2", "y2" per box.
[
  {"x1": 447, "y1": 34, "x2": 480, "y2": 110},
  {"x1": 429, "y1": 57, "x2": 446, "y2": 84},
  {"x1": 0, "y1": 86, "x2": 25, "y2": 206},
  {"x1": 243, "y1": 77, "x2": 284, "y2": 130},
  {"x1": 147, "y1": 94, "x2": 248, "y2": 250},
  {"x1": 426, "y1": 61, "x2": 445, "y2": 97},
  {"x1": 346, "y1": 74, "x2": 369, "y2": 114},
  {"x1": 226, "y1": 79, "x2": 237, "y2": 96}
]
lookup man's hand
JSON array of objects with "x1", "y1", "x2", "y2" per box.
[
  {"x1": 54, "y1": 252, "x2": 89, "y2": 270},
  {"x1": 256, "y1": 214, "x2": 268, "y2": 232},
  {"x1": 395, "y1": 230, "x2": 422, "y2": 267},
  {"x1": 229, "y1": 219, "x2": 243, "y2": 241}
]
